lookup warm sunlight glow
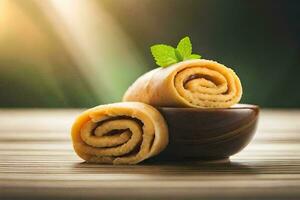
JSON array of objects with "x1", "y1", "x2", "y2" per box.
[{"x1": 36, "y1": 0, "x2": 145, "y2": 103}]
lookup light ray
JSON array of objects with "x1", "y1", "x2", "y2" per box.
[{"x1": 36, "y1": 0, "x2": 146, "y2": 103}]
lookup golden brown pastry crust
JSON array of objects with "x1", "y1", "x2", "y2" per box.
[
  {"x1": 71, "y1": 102, "x2": 168, "y2": 164},
  {"x1": 123, "y1": 59, "x2": 242, "y2": 108}
]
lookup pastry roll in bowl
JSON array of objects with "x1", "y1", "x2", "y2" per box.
[
  {"x1": 71, "y1": 102, "x2": 168, "y2": 164},
  {"x1": 123, "y1": 59, "x2": 242, "y2": 108}
]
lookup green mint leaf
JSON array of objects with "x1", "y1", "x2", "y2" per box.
[
  {"x1": 150, "y1": 44, "x2": 178, "y2": 67},
  {"x1": 150, "y1": 36, "x2": 202, "y2": 68},
  {"x1": 176, "y1": 36, "x2": 192, "y2": 59},
  {"x1": 175, "y1": 49, "x2": 183, "y2": 61},
  {"x1": 187, "y1": 54, "x2": 201, "y2": 60}
]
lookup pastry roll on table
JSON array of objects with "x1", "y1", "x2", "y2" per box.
[
  {"x1": 123, "y1": 59, "x2": 242, "y2": 108},
  {"x1": 71, "y1": 102, "x2": 168, "y2": 164}
]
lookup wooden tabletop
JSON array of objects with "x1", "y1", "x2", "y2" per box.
[{"x1": 0, "y1": 109, "x2": 300, "y2": 200}]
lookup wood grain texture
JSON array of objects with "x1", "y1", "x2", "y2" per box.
[{"x1": 0, "y1": 109, "x2": 300, "y2": 200}]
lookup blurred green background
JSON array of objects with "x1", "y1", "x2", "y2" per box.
[{"x1": 0, "y1": 0, "x2": 299, "y2": 108}]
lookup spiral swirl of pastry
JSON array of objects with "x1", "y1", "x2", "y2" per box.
[
  {"x1": 123, "y1": 59, "x2": 242, "y2": 108},
  {"x1": 71, "y1": 102, "x2": 168, "y2": 164}
]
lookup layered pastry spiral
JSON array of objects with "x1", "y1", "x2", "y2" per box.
[
  {"x1": 123, "y1": 59, "x2": 242, "y2": 108},
  {"x1": 71, "y1": 102, "x2": 168, "y2": 164}
]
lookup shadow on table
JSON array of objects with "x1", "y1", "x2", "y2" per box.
[{"x1": 71, "y1": 160, "x2": 258, "y2": 175}]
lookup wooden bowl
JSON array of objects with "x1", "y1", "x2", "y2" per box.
[{"x1": 153, "y1": 104, "x2": 259, "y2": 161}]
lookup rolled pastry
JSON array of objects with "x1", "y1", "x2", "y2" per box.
[
  {"x1": 71, "y1": 102, "x2": 168, "y2": 164},
  {"x1": 123, "y1": 59, "x2": 242, "y2": 108}
]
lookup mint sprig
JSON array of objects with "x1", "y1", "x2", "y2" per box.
[
  {"x1": 150, "y1": 36, "x2": 201, "y2": 68},
  {"x1": 150, "y1": 45, "x2": 178, "y2": 67}
]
